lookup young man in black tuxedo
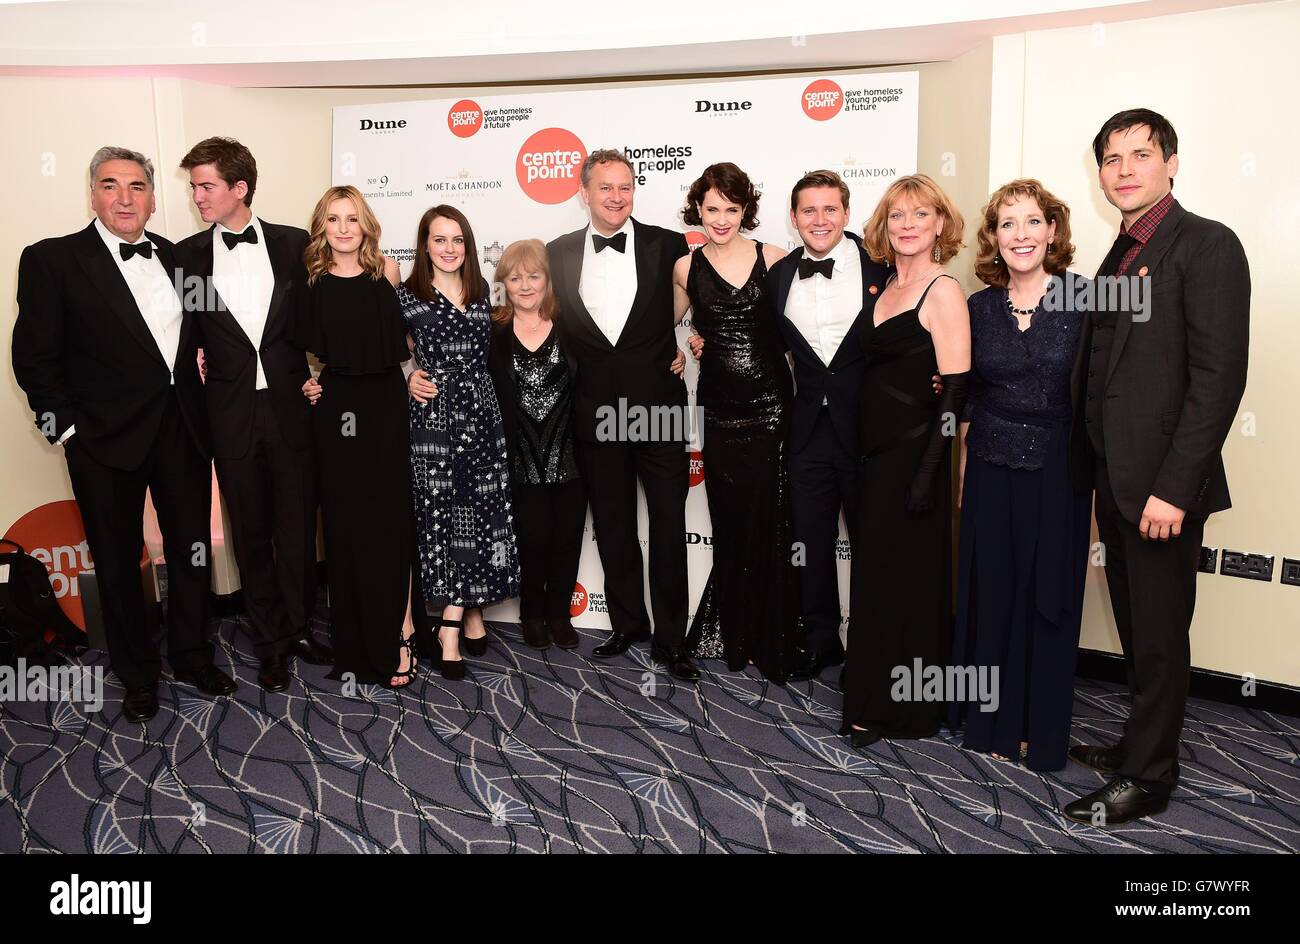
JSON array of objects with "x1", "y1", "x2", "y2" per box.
[
  {"x1": 174, "y1": 137, "x2": 330, "y2": 693},
  {"x1": 768, "y1": 171, "x2": 890, "y2": 682},
  {"x1": 12, "y1": 146, "x2": 237, "y2": 723},
  {"x1": 1064, "y1": 110, "x2": 1250, "y2": 825},
  {"x1": 546, "y1": 149, "x2": 698, "y2": 681}
]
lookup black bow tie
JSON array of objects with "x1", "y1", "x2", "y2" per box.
[
  {"x1": 592, "y1": 231, "x2": 627, "y2": 254},
  {"x1": 222, "y1": 227, "x2": 259, "y2": 250},
  {"x1": 798, "y1": 256, "x2": 835, "y2": 280},
  {"x1": 119, "y1": 241, "x2": 153, "y2": 262}
]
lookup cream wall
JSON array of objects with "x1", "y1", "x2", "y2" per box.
[{"x1": 992, "y1": 0, "x2": 1300, "y2": 685}]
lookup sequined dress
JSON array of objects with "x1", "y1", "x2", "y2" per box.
[
  {"x1": 683, "y1": 242, "x2": 799, "y2": 683},
  {"x1": 398, "y1": 280, "x2": 520, "y2": 609}
]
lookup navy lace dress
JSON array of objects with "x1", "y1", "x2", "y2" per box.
[
  {"x1": 397, "y1": 280, "x2": 520, "y2": 610},
  {"x1": 948, "y1": 280, "x2": 1090, "y2": 770}
]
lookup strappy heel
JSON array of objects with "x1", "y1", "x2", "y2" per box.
[
  {"x1": 384, "y1": 634, "x2": 418, "y2": 689},
  {"x1": 435, "y1": 617, "x2": 467, "y2": 680}
]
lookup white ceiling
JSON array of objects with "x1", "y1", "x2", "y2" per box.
[{"x1": 0, "y1": 0, "x2": 1269, "y2": 86}]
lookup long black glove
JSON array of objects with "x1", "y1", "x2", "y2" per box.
[{"x1": 905, "y1": 370, "x2": 970, "y2": 515}]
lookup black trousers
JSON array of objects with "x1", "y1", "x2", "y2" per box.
[
  {"x1": 64, "y1": 391, "x2": 213, "y2": 689},
  {"x1": 788, "y1": 407, "x2": 861, "y2": 656},
  {"x1": 513, "y1": 478, "x2": 587, "y2": 622},
  {"x1": 1094, "y1": 460, "x2": 1205, "y2": 787},
  {"x1": 213, "y1": 390, "x2": 317, "y2": 658},
  {"x1": 576, "y1": 438, "x2": 688, "y2": 649}
]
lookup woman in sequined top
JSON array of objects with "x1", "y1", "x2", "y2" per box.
[{"x1": 949, "y1": 179, "x2": 1092, "y2": 770}]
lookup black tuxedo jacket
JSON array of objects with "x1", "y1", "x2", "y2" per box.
[
  {"x1": 1069, "y1": 202, "x2": 1250, "y2": 522},
  {"x1": 546, "y1": 219, "x2": 689, "y2": 442},
  {"x1": 13, "y1": 222, "x2": 210, "y2": 470},
  {"x1": 174, "y1": 220, "x2": 312, "y2": 459},
  {"x1": 769, "y1": 231, "x2": 891, "y2": 455}
]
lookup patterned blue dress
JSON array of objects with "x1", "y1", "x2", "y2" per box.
[{"x1": 397, "y1": 279, "x2": 519, "y2": 609}]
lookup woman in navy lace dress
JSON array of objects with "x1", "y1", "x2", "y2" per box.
[
  {"x1": 399, "y1": 205, "x2": 519, "y2": 680},
  {"x1": 949, "y1": 180, "x2": 1090, "y2": 770}
]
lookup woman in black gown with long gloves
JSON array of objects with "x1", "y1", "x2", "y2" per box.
[
  {"x1": 674, "y1": 163, "x2": 800, "y2": 684},
  {"x1": 841, "y1": 175, "x2": 971, "y2": 747},
  {"x1": 299, "y1": 185, "x2": 417, "y2": 689}
]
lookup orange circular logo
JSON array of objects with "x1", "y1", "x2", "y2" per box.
[
  {"x1": 869, "y1": 284, "x2": 879, "y2": 295},
  {"x1": 4, "y1": 499, "x2": 101, "y2": 630},
  {"x1": 516, "y1": 128, "x2": 587, "y2": 204},
  {"x1": 688, "y1": 451, "x2": 705, "y2": 487},
  {"x1": 685, "y1": 231, "x2": 708, "y2": 252},
  {"x1": 802, "y1": 79, "x2": 844, "y2": 121},
  {"x1": 447, "y1": 99, "x2": 483, "y2": 138},
  {"x1": 570, "y1": 581, "x2": 589, "y2": 617}
]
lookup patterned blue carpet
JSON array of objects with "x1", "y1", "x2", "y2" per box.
[{"x1": 2, "y1": 614, "x2": 1297, "y2": 854}]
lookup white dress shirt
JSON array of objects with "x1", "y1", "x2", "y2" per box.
[
  {"x1": 212, "y1": 215, "x2": 275, "y2": 390},
  {"x1": 783, "y1": 234, "x2": 863, "y2": 368},
  {"x1": 65, "y1": 221, "x2": 184, "y2": 444},
  {"x1": 578, "y1": 220, "x2": 637, "y2": 345}
]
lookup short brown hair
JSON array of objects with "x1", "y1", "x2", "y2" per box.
[
  {"x1": 179, "y1": 136, "x2": 258, "y2": 207},
  {"x1": 974, "y1": 179, "x2": 1075, "y2": 288},
  {"x1": 403, "y1": 204, "x2": 486, "y2": 308},
  {"x1": 491, "y1": 239, "x2": 559, "y2": 325},
  {"x1": 862, "y1": 174, "x2": 965, "y2": 265},
  {"x1": 790, "y1": 169, "x2": 849, "y2": 214},
  {"x1": 580, "y1": 149, "x2": 635, "y2": 188},
  {"x1": 683, "y1": 162, "x2": 760, "y2": 230}
]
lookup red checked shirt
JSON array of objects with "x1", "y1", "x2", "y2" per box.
[{"x1": 1115, "y1": 191, "x2": 1175, "y2": 276}]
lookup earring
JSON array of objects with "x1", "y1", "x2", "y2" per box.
[{"x1": 932, "y1": 244, "x2": 941, "y2": 264}]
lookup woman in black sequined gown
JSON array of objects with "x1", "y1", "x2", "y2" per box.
[{"x1": 676, "y1": 163, "x2": 799, "y2": 684}]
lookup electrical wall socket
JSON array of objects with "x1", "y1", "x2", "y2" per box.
[
  {"x1": 1198, "y1": 547, "x2": 1218, "y2": 574},
  {"x1": 1281, "y1": 558, "x2": 1300, "y2": 588},
  {"x1": 1220, "y1": 550, "x2": 1274, "y2": 582}
]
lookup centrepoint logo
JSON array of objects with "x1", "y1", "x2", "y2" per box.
[
  {"x1": 802, "y1": 79, "x2": 843, "y2": 121},
  {"x1": 688, "y1": 451, "x2": 705, "y2": 487},
  {"x1": 685, "y1": 231, "x2": 708, "y2": 252},
  {"x1": 570, "y1": 581, "x2": 588, "y2": 617},
  {"x1": 517, "y1": 127, "x2": 587, "y2": 204},
  {"x1": 4, "y1": 500, "x2": 96, "y2": 630},
  {"x1": 448, "y1": 99, "x2": 483, "y2": 138}
]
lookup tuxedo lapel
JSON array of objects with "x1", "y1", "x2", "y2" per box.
[
  {"x1": 827, "y1": 236, "x2": 875, "y2": 368},
  {"x1": 556, "y1": 228, "x2": 611, "y2": 349},
  {"x1": 261, "y1": 219, "x2": 293, "y2": 337},
  {"x1": 773, "y1": 249, "x2": 815, "y2": 358},
  {"x1": 1105, "y1": 202, "x2": 1186, "y2": 386},
  {"x1": 622, "y1": 219, "x2": 661, "y2": 346},
  {"x1": 72, "y1": 224, "x2": 166, "y2": 368}
]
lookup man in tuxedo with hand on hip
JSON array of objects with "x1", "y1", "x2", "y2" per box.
[
  {"x1": 12, "y1": 146, "x2": 237, "y2": 723},
  {"x1": 175, "y1": 136, "x2": 330, "y2": 693},
  {"x1": 546, "y1": 149, "x2": 699, "y2": 681},
  {"x1": 1063, "y1": 109, "x2": 1249, "y2": 825}
]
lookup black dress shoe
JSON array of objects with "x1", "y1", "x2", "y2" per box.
[
  {"x1": 258, "y1": 655, "x2": 291, "y2": 693},
  {"x1": 122, "y1": 684, "x2": 159, "y2": 723},
  {"x1": 651, "y1": 646, "x2": 701, "y2": 682},
  {"x1": 788, "y1": 647, "x2": 846, "y2": 682},
  {"x1": 848, "y1": 726, "x2": 882, "y2": 749},
  {"x1": 287, "y1": 636, "x2": 334, "y2": 666},
  {"x1": 173, "y1": 664, "x2": 238, "y2": 697},
  {"x1": 548, "y1": 618, "x2": 580, "y2": 650},
  {"x1": 1068, "y1": 744, "x2": 1125, "y2": 774},
  {"x1": 591, "y1": 629, "x2": 650, "y2": 658},
  {"x1": 520, "y1": 617, "x2": 551, "y2": 650},
  {"x1": 1062, "y1": 777, "x2": 1170, "y2": 826}
]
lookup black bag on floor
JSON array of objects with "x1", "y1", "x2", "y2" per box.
[{"x1": 0, "y1": 538, "x2": 86, "y2": 667}]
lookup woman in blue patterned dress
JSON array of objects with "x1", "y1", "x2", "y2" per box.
[{"x1": 398, "y1": 205, "x2": 519, "y2": 680}]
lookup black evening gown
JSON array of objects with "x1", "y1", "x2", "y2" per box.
[
  {"x1": 948, "y1": 283, "x2": 1090, "y2": 770},
  {"x1": 684, "y1": 242, "x2": 799, "y2": 683},
  {"x1": 842, "y1": 275, "x2": 955, "y2": 739},
  {"x1": 303, "y1": 272, "x2": 414, "y2": 685}
]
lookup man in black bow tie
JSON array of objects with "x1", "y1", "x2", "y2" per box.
[
  {"x1": 12, "y1": 146, "x2": 236, "y2": 723},
  {"x1": 546, "y1": 149, "x2": 698, "y2": 680},
  {"x1": 175, "y1": 137, "x2": 329, "y2": 693},
  {"x1": 768, "y1": 170, "x2": 891, "y2": 681}
]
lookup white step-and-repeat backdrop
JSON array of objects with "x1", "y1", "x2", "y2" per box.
[{"x1": 332, "y1": 71, "x2": 919, "y2": 630}]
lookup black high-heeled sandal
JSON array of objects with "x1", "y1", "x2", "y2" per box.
[
  {"x1": 383, "y1": 634, "x2": 418, "y2": 689},
  {"x1": 462, "y1": 614, "x2": 488, "y2": 657},
  {"x1": 435, "y1": 617, "x2": 467, "y2": 680}
]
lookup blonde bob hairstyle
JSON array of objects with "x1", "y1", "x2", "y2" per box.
[
  {"x1": 491, "y1": 238, "x2": 559, "y2": 325},
  {"x1": 973, "y1": 178, "x2": 1075, "y2": 288},
  {"x1": 304, "y1": 185, "x2": 385, "y2": 285},
  {"x1": 863, "y1": 174, "x2": 965, "y2": 265}
]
